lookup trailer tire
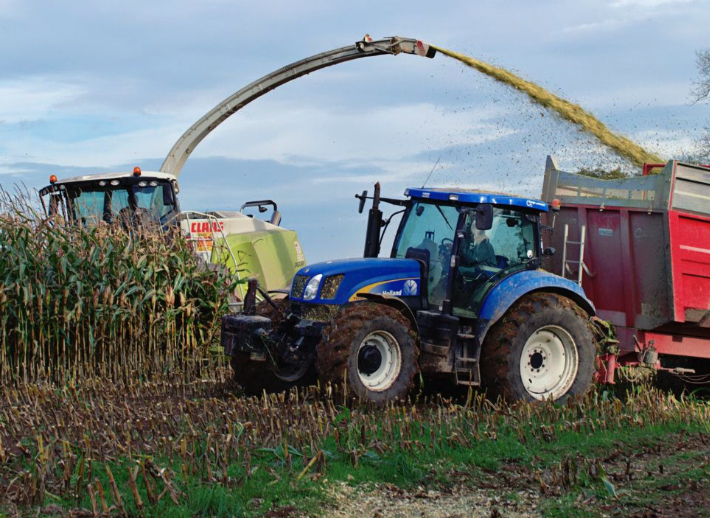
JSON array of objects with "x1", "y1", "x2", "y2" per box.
[
  {"x1": 316, "y1": 302, "x2": 419, "y2": 404},
  {"x1": 480, "y1": 292, "x2": 597, "y2": 403},
  {"x1": 231, "y1": 297, "x2": 314, "y2": 395}
]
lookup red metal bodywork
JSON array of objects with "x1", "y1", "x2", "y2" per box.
[{"x1": 542, "y1": 158, "x2": 710, "y2": 372}]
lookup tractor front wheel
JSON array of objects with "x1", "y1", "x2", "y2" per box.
[
  {"x1": 480, "y1": 292, "x2": 597, "y2": 403},
  {"x1": 316, "y1": 303, "x2": 419, "y2": 403}
]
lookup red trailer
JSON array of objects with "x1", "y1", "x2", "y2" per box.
[{"x1": 541, "y1": 156, "x2": 710, "y2": 382}]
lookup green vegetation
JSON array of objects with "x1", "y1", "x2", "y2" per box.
[
  {"x1": 0, "y1": 190, "x2": 236, "y2": 385},
  {"x1": 576, "y1": 167, "x2": 628, "y2": 179}
]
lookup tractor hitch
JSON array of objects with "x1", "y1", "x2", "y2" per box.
[{"x1": 221, "y1": 314, "x2": 272, "y2": 357}]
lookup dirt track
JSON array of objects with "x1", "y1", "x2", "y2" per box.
[{"x1": 327, "y1": 483, "x2": 540, "y2": 518}]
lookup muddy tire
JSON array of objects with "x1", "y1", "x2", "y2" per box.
[
  {"x1": 316, "y1": 302, "x2": 419, "y2": 404},
  {"x1": 480, "y1": 292, "x2": 597, "y2": 403},
  {"x1": 231, "y1": 297, "x2": 314, "y2": 395}
]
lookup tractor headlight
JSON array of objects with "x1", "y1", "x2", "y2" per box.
[{"x1": 303, "y1": 274, "x2": 322, "y2": 301}]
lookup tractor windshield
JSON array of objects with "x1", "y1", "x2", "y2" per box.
[{"x1": 392, "y1": 201, "x2": 460, "y2": 308}]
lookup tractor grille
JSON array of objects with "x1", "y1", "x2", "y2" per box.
[
  {"x1": 291, "y1": 274, "x2": 309, "y2": 298},
  {"x1": 291, "y1": 303, "x2": 339, "y2": 323},
  {"x1": 320, "y1": 274, "x2": 344, "y2": 299}
]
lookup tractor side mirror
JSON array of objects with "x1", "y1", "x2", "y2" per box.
[
  {"x1": 357, "y1": 190, "x2": 368, "y2": 214},
  {"x1": 415, "y1": 205, "x2": 425, "y2": 217},
  {"x1": 475, "y1": 204, "x2": 493, "y2": 230},
  {"x1": 162, "y1": 184, "x2": 175, "y2": 206},
  {"x1": 543, "y1": 247, "x2": 556, "y2": 257}
]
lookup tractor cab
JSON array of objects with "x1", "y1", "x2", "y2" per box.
[
  {"x1": 39, "y1": 168, "x2": 180, "y2": 229},
  {"x1": 391, "y1": 188, "x2": 546, "y2": 318}
]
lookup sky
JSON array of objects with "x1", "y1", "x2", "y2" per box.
[{"x1": 1, "y1": 0, "x2": 709, "y2": 262}]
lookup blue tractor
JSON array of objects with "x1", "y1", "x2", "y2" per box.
[{"x1": 222, "y1": 183, "x2": 598, "y2": 403}]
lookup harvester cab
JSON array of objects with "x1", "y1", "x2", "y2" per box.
[
  {"x1": 39, "y1": 170, "x2": 306, "y2": 303},
  {"x1": 222, "y1": 180, "x2": 599, "y2": 404},
  {"x1": 38, "y1": 168, "x2": 180, "y2": 229}
]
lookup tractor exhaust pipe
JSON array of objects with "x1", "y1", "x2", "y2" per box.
[{"x1": 363, "y1": 182, "x2": 383, "y2": 258}]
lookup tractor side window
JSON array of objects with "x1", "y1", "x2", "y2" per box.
[
  {"x1": 393, "y1": 201, "x2": 459, "y2": 308},
  {"x1": 487, "y1": 209, "x2": 536, "y2": 267},
  {"x1": 452, "y1": 208, "x2": 536, "y2": 316}
]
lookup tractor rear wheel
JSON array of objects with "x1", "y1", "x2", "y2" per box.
[
  {"x1": 231, "y1": 297, "x2": 314, "y2": 395},
  {"x1": 480, "y1": 292, "x2": 597, "y2": 403},
  {"x1": 316, "y1": 302, "x2": 419, "y2": 403}
]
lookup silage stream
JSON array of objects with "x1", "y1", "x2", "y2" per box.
[{"x1": 432, "y1": 45, "x2": 664, "y2": 169}]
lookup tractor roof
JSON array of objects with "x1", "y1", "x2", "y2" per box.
[{"x1": 404, "y1": 187, "x2": 549, "y2": 212}]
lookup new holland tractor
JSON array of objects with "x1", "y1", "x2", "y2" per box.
[{"x1": 222, "y1": 182, "x2": 600, "y2": 403}]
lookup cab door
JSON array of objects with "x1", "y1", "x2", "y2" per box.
[
  {"x1": 392, "y1": 201, "x2": 462, "y2": 310},
  {"x1": 451, "y1": 207, "x2": 537, "y2": 318}
]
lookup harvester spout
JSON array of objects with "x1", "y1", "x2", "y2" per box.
[
  {"x1": 161, "y1": 35, "x2": 435, "y2": 178},
  {"x1": 357, "y1": 35, "x2": 437, "y2": 59}
]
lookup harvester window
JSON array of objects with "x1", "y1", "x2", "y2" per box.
[
  {"x1": 133, "y1": 185, "x2": 172, "y2": 220},
  {"x1": 68, "y1": 181, "x2": 176, "y2": 226},
  {"x1": 111, "y1": 190, "x2": 130, "y2": 215},
  {"x1": 72, "y1": 191, "x2": 109, "y2": 225}
]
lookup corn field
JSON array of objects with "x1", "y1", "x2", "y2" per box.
[{"x1": 0, "y1": 189, "x2": 237, "y2": 385}]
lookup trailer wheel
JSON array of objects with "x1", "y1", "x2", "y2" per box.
[
  {"x1": 480, "y1": 292, "x2": 597, "y2": 403},
  {"x1": 231, "y1": 297, "x2": 314, "y2": 395},
  {"x1": 316, "y1": 302, "x2": 419, "y2": 403}
]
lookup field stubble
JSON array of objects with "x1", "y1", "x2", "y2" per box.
[{"x1": 0, "y1": 377, "x2": 708, "y2": 518}]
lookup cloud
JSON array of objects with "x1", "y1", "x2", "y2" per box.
[
  {"x1": 196, "y1": 101, "x2": 517, "y2": 164},
  {"x1": 562, "y1": 19, "x2": 622, "y2": 34},
  {"x1": 0, "y1": 77, "x2": 86, "y2": 124},
  {"x1": 0, "y1": 0, "x2": 22, "y2": 18},
  {"x1": 633, "y1": 128, "x2": 696, "y2": 157},
  {"x1": 611, "y1": 0, "x2": 696, "y2": 7}
]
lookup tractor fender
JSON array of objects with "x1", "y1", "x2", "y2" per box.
[
  {"x1": 474, "y1": 269, "x2": 595, "y2": 346},
  {"x1": 359, "y1": 293, "x2": 420, "y2": 337}
]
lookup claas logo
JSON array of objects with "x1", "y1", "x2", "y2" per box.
[{"x1": 190, "y1": 221, "x2": 224, "y2": 233}]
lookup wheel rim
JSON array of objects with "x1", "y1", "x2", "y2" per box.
[
  {"x1": 357, "y1": 331, "x2": 402, "y2": 392},
  {"x1": 274, "y1": 361, "x2": 310, "y2": 382},
  {"x1": 519, "y1": 325, "x2": 578, "y2": 401}
]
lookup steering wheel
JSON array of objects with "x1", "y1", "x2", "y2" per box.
[{"x1": 439, "y1": 237, "x2": 454, "y2": 255}]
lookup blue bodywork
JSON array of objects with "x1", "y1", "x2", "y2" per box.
[
  {"x1": 405, "y1": 188, "x2": 549, "y2": 212},
  {"x1": 473, "y1": 269, "x2": 595, "y2": 345},
  {"x1": 290, "y1": 258, "x2": 421, "y2": 305}
]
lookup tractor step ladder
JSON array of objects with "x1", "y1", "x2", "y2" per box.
[
  {"x1": 561, "y1": 224, "x2": 593, "y2": 286},
  {"x1": 454, "y1": 333, "x2": 480, "y2": 386}
]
